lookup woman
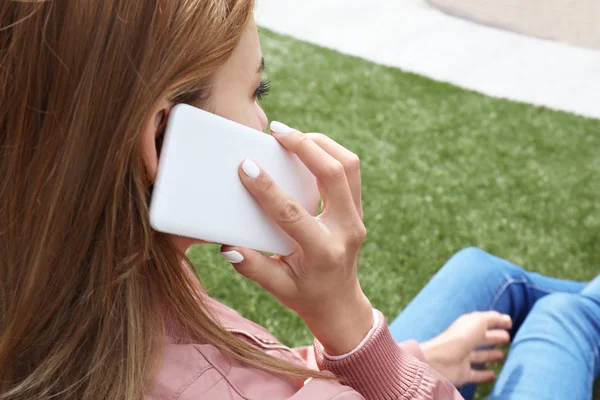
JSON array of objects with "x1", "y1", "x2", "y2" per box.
[{"x1": 0, "y1": 1, "x2": 598, "y2": 399}]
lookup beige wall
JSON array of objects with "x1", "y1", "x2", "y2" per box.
[{"x1": 428, "y1": 0, "x2": 600, "y2": 49}]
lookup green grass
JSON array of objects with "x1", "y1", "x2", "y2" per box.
[{"x1": 187, "y1": 29, "x2": 600, "y2": 398}]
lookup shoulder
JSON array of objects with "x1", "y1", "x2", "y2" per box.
[{"x1": 145, "y1": 342, "x2": 299, "y2": 400}]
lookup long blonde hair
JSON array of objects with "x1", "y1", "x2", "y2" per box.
[{"x1": 0, "y1": 1, "x2": 325, "y2": 399}]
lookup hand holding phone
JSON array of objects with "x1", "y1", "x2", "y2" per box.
[{"x1": 220, "y1": 123, "x2": 372, "y2": 356}]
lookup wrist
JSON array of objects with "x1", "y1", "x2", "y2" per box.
[
  {"x1": 303, "y1": 286, "x2": 374, "y2": 356},
  {"x1": 420, "y1": 340, "x2": 436, "y2": 365},
  {"x1": 420, "y1": 336, "x2": 450, "y2": 366}
]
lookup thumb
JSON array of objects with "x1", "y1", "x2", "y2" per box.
[{"x1": 220, "y1": 246, "x2": 291, "y2": 294}]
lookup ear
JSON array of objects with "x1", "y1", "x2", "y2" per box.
[{"x1": 140, "y1": 99, "x2": 171, "y2": 184}]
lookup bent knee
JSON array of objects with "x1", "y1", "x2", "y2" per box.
[
  {"x1": 531, "y1": 292, "x2": 596, "y2": 322},
  {"x1": 441, "y1": 247, "x2": 515, "y2": 278},
  {"x1": 451, "y1": 247, "x2": 489, "y2": 262},
  {"x1": 519, "y1": 292, "x2": 600, "y2": 357}
]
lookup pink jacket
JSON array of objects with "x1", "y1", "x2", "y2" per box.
[{"x1": 147, "y1": 295, "x2": 462, "y2": 400}]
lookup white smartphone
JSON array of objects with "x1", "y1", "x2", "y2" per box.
[{"x1": 149, "y1": 104, "x2": 320, "y2": 256}]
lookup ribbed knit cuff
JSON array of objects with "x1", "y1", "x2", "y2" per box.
[{"x1": 314, "y1": 309, "x2": 426, "y2": 400}]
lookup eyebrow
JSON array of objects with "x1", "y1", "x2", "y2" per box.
[{"x1": 257, "y1": 57, "x2": 265, "y2": 73}]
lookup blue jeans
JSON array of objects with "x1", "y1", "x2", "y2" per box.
[{"x1": 389, "y1": 247, "x2": 600, "y2": 400}]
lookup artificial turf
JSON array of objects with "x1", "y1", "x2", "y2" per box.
[{"x1": 187, "y1": 28, "x2": 600, "y2": 398}]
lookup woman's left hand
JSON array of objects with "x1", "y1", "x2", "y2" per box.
[
  {"x1": 220, "y1": 125, "x2": 372, "y2": 356},
  {"x1": 417, "y1": 311, "x2": 512, "y2": 387}
]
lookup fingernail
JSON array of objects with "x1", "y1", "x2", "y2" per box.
[
  {"x1": 503, "y1": 314, "x2": 512, "y2": 321},
  {"x1": 221, "y1": 250, "x2": 244, "y2": 264},
  {"x1": 242, "y1": 159, "x2": 260, "y2": 179},
  {"x1": 270, "y1": 121, "x2": 293, "y2": 135}
]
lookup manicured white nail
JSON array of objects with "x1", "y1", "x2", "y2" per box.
[
  {"x1": 221, "y1": 250, "x2": 244, "y2": 264},
  {"x1": 270, "y1": 121, "x2": 293, "y2": 135},
  {"x1": 242, "y1": 159, "x2": 260, "y2": 178}
]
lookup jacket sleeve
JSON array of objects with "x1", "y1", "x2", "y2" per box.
[
  {"x1": 291, "y1": 325, "x2": 427, "y2": 372},
  {"x1": 297, "y1": 309, "x2": 463, "y2": 400}
]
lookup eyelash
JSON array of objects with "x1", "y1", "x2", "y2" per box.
[{"x1": 254, "y1": 78, "x2": 271, "y2": 101}]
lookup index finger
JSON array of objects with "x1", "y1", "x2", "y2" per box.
[
  {"x1": 483, "y1": 311, "x2": 513, "y2": 330},
  {"x1": 482, "y1": 329, "x2": 511, "y2": 347},
  {"x1": 307, "y1": 133, "x2": 363, "y2": 220},
  {"x1": 270, "y1": 122, "x2": 358, "y2": 220},
  {"x1": 238, "y1": 159, "x2": 321, "y2": 251}
]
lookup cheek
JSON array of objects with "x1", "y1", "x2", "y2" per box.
[
  {"x1": 210, "y1": 94, "x2": 268, "y2": 132},
  {"x1": 255, "y1": 103, "x2": 268, "y2": 132}
]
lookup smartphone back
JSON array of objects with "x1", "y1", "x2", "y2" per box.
[{"x1": 149, "y1": 104, "x2": 319, "y2": 255}]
